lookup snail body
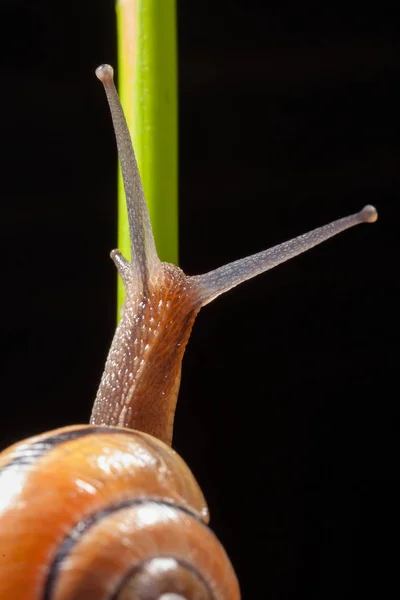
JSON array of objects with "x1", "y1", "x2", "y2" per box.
[{"x1": 0, "y1": 63, "x2": 377, "y2": 599}]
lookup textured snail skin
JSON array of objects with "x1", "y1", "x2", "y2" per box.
[
  {"x1": 0, "y1": 425, "x2": 239, "y2": 599},
  {"x1": 90, "y1": 64, "x2": 377, "y2": 446}
]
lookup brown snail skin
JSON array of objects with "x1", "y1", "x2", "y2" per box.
[{"x1": 0, "y1": 63, "x2": 377, "y2": 600}]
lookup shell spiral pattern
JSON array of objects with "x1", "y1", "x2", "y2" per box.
[{"x1": 0, "y1": 426, "x2": 240, "y2": 599}]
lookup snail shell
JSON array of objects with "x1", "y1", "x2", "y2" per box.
[{"x1": 0, "y1": 425, "x2": 240, "y2": 599}]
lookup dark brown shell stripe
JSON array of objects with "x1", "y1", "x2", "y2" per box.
[
  {"x1": 0, "y1": 425, "x2": 170, "y2": 474},
  {"x1": 44, "y1": 499, "x2": 209, "y2": 600},
  {"x1": 0, "y1": 426, "x2": 107, "y2": 473}
]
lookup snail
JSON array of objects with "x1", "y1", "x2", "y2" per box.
[{"x1": 0, "y1": 64, "x2": 377, "y2": 599}]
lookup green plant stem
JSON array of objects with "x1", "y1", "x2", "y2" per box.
[{"x1": 116, "y1": 0, "x2": 178, "y2": 312}]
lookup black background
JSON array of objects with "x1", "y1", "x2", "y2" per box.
[{"x1": 0, "y1": 1, "x2": 398, "y2": 598}]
